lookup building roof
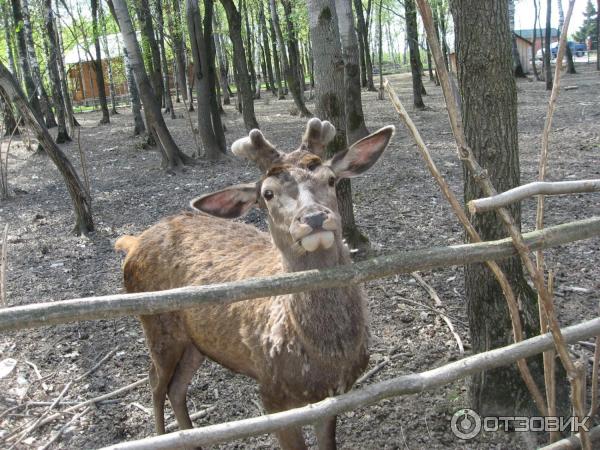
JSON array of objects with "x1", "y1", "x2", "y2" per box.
[
  {"x1": 514, "y1": 28, "x2": 559, "y2": 40},
  {"x1": 513, "y1": 32, "x2": 533, "y2": 45},
  {"x1": 64, "y1": 33, "x2": 125, "y2": 65}
]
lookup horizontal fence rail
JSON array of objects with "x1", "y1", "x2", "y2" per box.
[
  {"x1": 101, "y1": 317, "x2": 600, "y2": 450},
  {"x1": 1, "y1": 216, "x2": 599, "y2": 332}
]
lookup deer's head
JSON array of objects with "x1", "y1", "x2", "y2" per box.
[{"x1": 191, "y1": 118, "x2": 394, "y2": 258}]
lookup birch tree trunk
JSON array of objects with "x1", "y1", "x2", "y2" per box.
[
  {"x1": 54, "y1": 3, "x2": 79, "y2": 129},
  {"x1": 170, "y1": 0, "x2": 188, "y2": 101},
  {"x1": 220, "y1": 0, "x2": 259, "y2": 130},
  {"x1": 212, "y1": 14, "x2": 231, "y2": 105},
  {"x1": 353, "y1": 0, "x2": 376, "y2": 91},
  {"x1": 21, "y1": 0, "x2": 57, "y2": 128},
  {"x1": 258, "y1": 0, "x2": 276, "y2": 95},
  {"x1": 124, "y1": 48, "x2": 146, "y2": 135},
  {"x1": 0, "y1": 62, "x2": 93, "y2": 235},
  {"x1": 111, "y1": 0, "x2": 194, "y2": 170},
  {"x1": 45, "y1": 0, "x2": 71, "y2": 143},
  {"x1": 270, "y1": 0, "x2": 312, "y2": 116},
  {"x1": 11, "y1": 0, "x2": 43, "y2": 122},
  {"x1": 136, "y1": 0, "x2": 164, "y2": 107},
  {"x1": 308, "y1": 0, "x2": 367, "y2": 250},
  {"x1": 335, "y1": 0, "x2": 368, "y2": 144},
  {"x1": 157, "y1": 0, "x2": 176, "y2": 118},
  {"x1": 268, "y1": 15, "x2": 285, "y2": 99}
]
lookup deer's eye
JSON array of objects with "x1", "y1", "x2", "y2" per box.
[
  {"x1": 307, "y1": 162, "x2": 318, "y2": 171},
  {"x1": 328, "y1": 176, "x2": 336, "y2": 187},
  {"x1": 263, "y1": 190, "x2": 274, "y2": 201}
]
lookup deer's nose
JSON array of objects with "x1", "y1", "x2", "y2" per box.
[{"x1": 303, "y1": 211, "x2": 327, "y2": 229}]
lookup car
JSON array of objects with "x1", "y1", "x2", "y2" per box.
[{"x1": 536, "y1": 41, "x2": 586, "y2": 59}]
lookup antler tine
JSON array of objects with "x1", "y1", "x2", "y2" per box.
[
  {"x1": 302, "y1": 118, "x2": 337, "y2": 157},
  {"x1": 231, "y1": 129, "x2": 281, "y2": 172}
]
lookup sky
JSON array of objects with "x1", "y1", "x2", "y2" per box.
[{"x1": 514, "y1": 0, "x2": 591, "y2": 38}]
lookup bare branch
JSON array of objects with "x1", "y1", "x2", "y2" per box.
[
  {"x1": 468, "y1": 180, "x2": 600, "y2": 214},
  {"x1": 0, "y1": 218, "x2": 599, "y2": 333},
  {"x1": 1, "y1": 223, "x2": 7, "y2": 306},
  {"x1": 100, "y1": 317, "x2": 600, "y2": 450}
]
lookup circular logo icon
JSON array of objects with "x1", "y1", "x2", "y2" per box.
[{"x1": 451, "y1": 408, "x2": 482, "y2": 440}]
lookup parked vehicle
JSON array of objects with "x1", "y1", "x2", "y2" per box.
[{"x1": 535, "y1": 41, "x2": 586, "y2": 59}]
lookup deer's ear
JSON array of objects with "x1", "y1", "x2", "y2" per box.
[
  {"x1": 190, "y1": 183, "x2": 258, "y2": 219},
  {"x1": 328, "y1": 126, "x2": 394, "y2": 179}
]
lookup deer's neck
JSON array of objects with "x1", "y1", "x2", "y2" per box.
[{"x1": 276, "y1": 238, "x2": 368, "y2": 358}]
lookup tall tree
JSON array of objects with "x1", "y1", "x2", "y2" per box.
[
  {"x1": 157, "y1": 0, "x2": 176, "y2": 118},
  {"x1": 135, "y1": 0, "x2": 164, "y2": 108},
  {"x1": 21, "y1": 0, "x2": 57, "y2": 128},
  {"x1": 450, "y1": 0, "x2": 567, "y2": 417},
  {"x1": 123, "y1": 47, "x2": 146, "y2": 135},
  {"x1": 220, "y1": 0, "x2": 259, "y2": 130},
  {"x1": 187, "y1": 0, "x2": 225, "y2": 159},
  {"x1": 11, "y1": 0, "x2": 44, "y2": 122},
  {"x1": 91, "y1": 0, "x2": 111, "y2": 124},
  {"x1": 0, "y1": 62, "x2": 93, "y2": 235},
  {"x1": 45, "y1": 0, "x2": 71, "y2": 143},
  {"x1": 308, "y1": 0, "x2": 367, "y2": 251},
  {"x1": 335, "y1": 0, "x2": 368, "y2": 144},
  {"x1": 242, "y1": 0, "x2": 258, "y2": 96},
  {"x1": 406, "y1": 0, "x2": 426, "y2": 109},
  {"x1": 544, "y1": 0, "x2": 553, "y2": 90},
  {"x1": 168, "y1": 0, "x2": 188, "y2": 101},
  {"x1": 99, "y1": 0, "x2": 120, "y2": 114},
  {"x1": 270, "y1": 0, "x2": 312, "y2": 116},
  {"x1": 110, "y1": 0, "x2": 194, "y2": 169},
  {"x1": 353, "y1": 0, "x2": 376, "y2": 90},
  {"x1": 268, "y1": 8, "x2": 286, "y2": 99},
  {"x1": 258, "y1": 0, "x2": 276, "y2": 96},
  {"x1": 212, "y1": 13, "x2": 231, "y2": 105},
  {"x1": 509, "y1": 0, "x2": 527, "y2": 76}
]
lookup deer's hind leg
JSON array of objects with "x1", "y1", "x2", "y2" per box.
[
  {"x1": 261, "y1": 391, "x2": 308, "y2": 450},
  {"x1": 167, "y1": 344, "x2": 205, "y2": 430}
]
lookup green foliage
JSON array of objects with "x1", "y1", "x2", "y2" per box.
[{"x1": 572, "y1": 0, "x2": 598, "y2": 48}]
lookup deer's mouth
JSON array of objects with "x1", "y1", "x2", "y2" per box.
[{"x1": 299, "y1": 231, "x2": 335, "y2": 252}]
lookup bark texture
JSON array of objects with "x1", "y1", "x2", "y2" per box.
[
  {"x1": 91, "y1": 0, "x2": 111, "y2": 124},
  {"x1": 451, "y1": 0, "x2": 567, "y2": 417},
  {"x1": 406, "y1": 0, "x2": 426, "y2": 109},
  {"x1": 308, "y1": 0, "x2": 366, "y2": 250},
  {"x1": 220, "y1": 0, "x2": 259, "y2": 130}
]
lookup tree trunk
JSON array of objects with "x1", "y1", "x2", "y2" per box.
[
  {"x1": 136, "y1": 0, "x2": 164, "y2": 108},
  {"x1": 335, "y1": 0, "x2": 368, "y2": 144},
  {"x1": 450, "y1": 0, "x2": 567, "y2": 417},
  {"x1": 170, "y1": 0, "x2": 188, "y2": 101},
  {"x1": 434, "y1": 0, "x2": 450, "y2": 69},
  {"x1": 308, "y1": 0, "x2": 367, "y2": 250},
  {"x1": 212, "y1": 14, "x2": 231, "y2": 105},
  {"x1": 271, "y1": 0, "x2": 312, "y2": 116},
  {"x1": 99, "y1": 0, "x2": 120, "y2": 114},
  {"x1": 54, "y1": 2, "x2": 79, "y2": 129},
  {"x1": 376, "y1": 0, "x2": 383, "y2": 99},
  {"x1": 110, "y1": 0, "x2": 194, "y2": 170},
  {"x1": 406, "y1": 0, "x2": 426, "y2": 109},
  {"x1": 21, "y1": 0, "x2": 57, "y2": 129},
  {"x1": 509, "y1": 0, "x2": 527, "y2": 77},
  {"x1": 2, "y1": 2, "x2": 17, "y2": 77},
  {"x1": 11, "y1": 0, "x2": 43, "y2": 122},
  {"x1": 258, "y1": 0, "x2": 276, "y2": 96},
  {"x1": 91, "y1": 0, "x2": 111, "y2": 124},
  {"x1": 531, "y1": 0, "x2": 541, "y2": 80},
  {"x1": 269, "y1": 17, "x2": 285, "y2": 98},
  {"x1": 220, "y1": 0, "x2": 259, "y2": 130},
  {"x1": 1, "y1": 97, "x2": 18, "y2": 137},
  {"x1": 557, "y1": 0, "x2": 576, "y2": 74},
  {"x1": 544, "y1": 0, "x2": 553, "y2": 90},
  {"x1": 203, "y1": 0, "x2": 226, "y2": 151},
  {"x1": 124, "y1": 48, "x2": 146, "y2": 135},
  {"x1": 353, "y1": 0, "x2": 376, "y2": 91},
  {"x1": 597, "y1": 0, "x2": 599, "y2": 71},
  {"x1": 242, "y1": 0, "x2": 258, "y2": 96},
  {"x1": 45, "y1": 0, "x2": 71, "y2": 143},
  {"x1": 157, "y1": 0, "x2": 176, "y2": 118},
  {"x1": 0, "y1": 62, "x2": 93, "y2": 235}
]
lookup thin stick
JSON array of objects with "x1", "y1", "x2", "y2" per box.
[
  {"x1": 99, "y1": 317, "x2": 600, "y2": 450},
  {"x1": 182, "y1": 96, "x2": 201, "y2": 157},
  {"x1": 39, "y1": 406, "x2": 91, "y2": 450},
  {"x1": 411, "y1": 272, "x2": 464, "y2": 354},
  {"x1": 397, "y1": 296, "x2": 467, "y2": 327},
  {"x1": 588, "y1": 332, "x2": 600, "y2": 418},
  {"x1": 75, "y1": 346, "x2": 119, "y2": 381},
  {"x1": 355, "y1": 353, "x2": 403, "y2": 385},
  {"x1": 0, "y1": 223, "x2": 7, "y2": 306},
  {"x1": 165, "y1": 405, "x2": 217, "y2": 432},
  {"x1": 384, "y1": 79, "x2": 546, "y2": 415},
  {"x1": 8, "y1": 381, "x2": 73, "y2": 447},
  {"x1": 1, "y1": 217, "x2": 599, "y2": 333},
  {"x1": 468, "y1": 179, "x2": 600, "y2": 214}
]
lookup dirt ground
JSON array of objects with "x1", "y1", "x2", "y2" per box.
[{"x1": 0, "y1": 63, "x2": 599, "y2": 450}]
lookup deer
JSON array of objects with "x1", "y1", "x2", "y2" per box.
[{"x1": 115, "y1": 118, "x2": 394, "y2": 449}]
